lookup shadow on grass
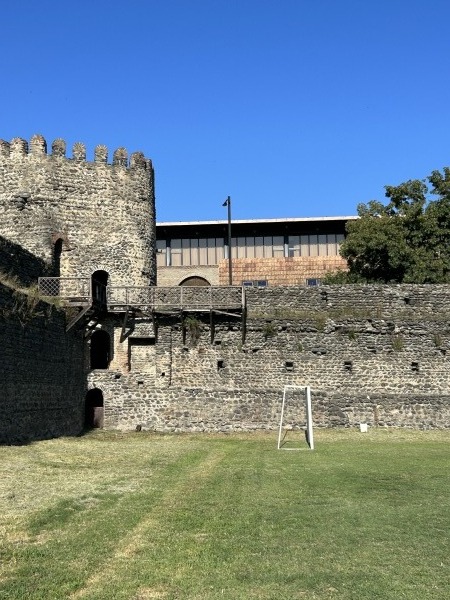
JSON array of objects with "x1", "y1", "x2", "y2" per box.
[{"x1": 278, "y1": 428, "x2": 310, "y2": 450}]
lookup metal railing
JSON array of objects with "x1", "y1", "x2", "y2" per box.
[
  {"x1": 38, "y1": 277, "x2": 91, "y2": 302},
  {"x1": 108, "y1": 286, "x2": 244, "y2": 311},
  {"x1": 38, "y1": 278, "x2": 244, "y2": 311}
]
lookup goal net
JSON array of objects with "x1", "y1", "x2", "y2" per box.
[{"x1": 277, "y1": 385, "x2": 314, "y2": 450}]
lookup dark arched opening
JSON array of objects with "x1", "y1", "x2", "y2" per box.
[
  {"x1": 52, "y1": 238, "x2": 63, "y2": 277},
  {"x1": 90, "y1": 330, "x2": 111, "y2": 369},
  {"x1": 84, "y1": 388, "x2": 104, "y2": 429},
  {"x1": 92, "y1": 270, "x2": 108, "y2": 307},
  {"x1": 179, "y1": 276, "x2": 211, "y2": 287}
]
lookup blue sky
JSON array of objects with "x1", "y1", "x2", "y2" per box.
[{"x1": 1, "y1": 0, "x2": 450, "y2": 222}]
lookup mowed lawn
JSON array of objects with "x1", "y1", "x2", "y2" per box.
[{"x1": 0, "y1": 430, "x2": 448, "y2": 600}]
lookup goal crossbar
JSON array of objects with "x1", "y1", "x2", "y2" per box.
[{"x1": 277, "y1": 385, "x2": 314, "y2": 450}]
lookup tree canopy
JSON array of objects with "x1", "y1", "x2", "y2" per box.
[{"x1": 331, "y1": 167, "x2": 450, "y2": 283}]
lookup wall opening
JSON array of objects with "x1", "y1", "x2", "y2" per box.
[
  {"x1": 90, "y1": 330, "x2": 111, "y2": 369},
  {"x1": 85, "y1": 388, "x2": 104, "y2": 429},
  {"x1": 92, "y1": 270, "x2": 109, "y2": 306},
  {"x1": 52, "y1": 238, "x2": 63, "y2": 277},
  {"x1": 179, "y1": 276, "x2": 210, "y2": 287}
]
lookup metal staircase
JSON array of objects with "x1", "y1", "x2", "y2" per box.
[{"x1": 38, "y1": 277, "x2": 106, "y2": 332}]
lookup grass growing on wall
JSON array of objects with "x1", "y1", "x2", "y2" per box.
[
  {"x1": 0, "y1": 430, "x2": 449, "y2": 599},
  {"x1": 391, "y1": 334, "x2": 405, "y2": 352},
  {"x1": 0, "y1": 270, "x2": 63, "y2": 323},
  {"x1": 183, "y1": 316, "x2": 202, "y2": 346},
  {"x1": 248, "y1": 306, "x2": 450, "y2": 324}
]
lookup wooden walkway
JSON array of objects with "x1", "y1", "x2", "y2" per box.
[{"x1": 38, "y1": 277, "x2": 245, "y2": 314}]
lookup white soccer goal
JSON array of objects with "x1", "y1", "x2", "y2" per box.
[{"x1": 277, "y1": 385, "x2": 314, "y2": 450}]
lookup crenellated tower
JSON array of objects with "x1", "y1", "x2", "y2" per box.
[{"x1": 0, "y1": 134, "x2": 156, "y2": 286}]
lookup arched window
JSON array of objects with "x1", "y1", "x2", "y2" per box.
[
  {"x1": 90, "y1": 330, "x2": 111, "y2": 369},
  {"x1": 53, "y1": 238, "x2": 63, "y2": 277},
  {"x1": 179, "y1": 276, "x2": 210, "y2": 287}
]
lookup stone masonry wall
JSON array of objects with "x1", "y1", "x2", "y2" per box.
[
  {"x1": 157, "y1": 265, "x2": 219, "y2": 286},
  {"x1": 87, "y1": 285, "x2": 450, "y2": 432},
  {"x1": 0, "y1": 135, "x2": 156, "y2": 286},
  {"x1": 0, "y1": 235, "x2": 48, "y2": 286},
  {"x1": 0, "y1": 283, "x2": 85, "y2": 444}
]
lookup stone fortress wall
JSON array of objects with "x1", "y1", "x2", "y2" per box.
[
  {"x1": 0, "y1": 242, "x2": 85, "y2": 444},
  {"x1": 0, "y1": 133, "x2": 449, "y2": 442},
  {"x1": 0, "y1": 134, "x2": 156, "y2": 286},
  {"x1": 89, "y1": 285, "x2": 450, "y2": 432},
  {"x1": 0, "y1": 235, "x2": 47, "y2": 287},
  {"x1": 0, "y1": 283, "x2": 85, "y2": 444},
  {"x1": 3, "y1": 276, "x2": 449, "y2": 444},
  {"x1": 0, "y1": 134, "x2": 155, "y2": 443}
]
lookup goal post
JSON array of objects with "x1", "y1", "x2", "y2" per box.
[{"x1": 277, "y1": 385, "x2": 314, "y2": 450}]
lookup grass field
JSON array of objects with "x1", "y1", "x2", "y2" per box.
[{"x1": 0, "y1": 429, "x2": 448, "y2": 599}]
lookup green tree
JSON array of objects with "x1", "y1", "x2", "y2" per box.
[{"x1": 329, "y1": 167, "x2": 450, "y2": 283}]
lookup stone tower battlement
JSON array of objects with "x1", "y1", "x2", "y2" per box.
[{"x1": 0, "y1": 134, "x2": 156, "y2": 286}]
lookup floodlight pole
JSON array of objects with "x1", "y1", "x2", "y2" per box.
[{"x1": 223, "y1": 196, "x2": 232, "y2": 285}]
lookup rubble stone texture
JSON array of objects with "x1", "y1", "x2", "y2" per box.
[
  {"x1": 0, "y1": 283, "x2": 85, "y2": 444},
  {"x1": 88, "y1": 285, "x2": 450, "y2": 432},
  {"x1": 1, "y1": 134, "x2": 449, "y2": 442},
  {"x1": 0, "y1": 134, "x2": 156, "y2": 286}
]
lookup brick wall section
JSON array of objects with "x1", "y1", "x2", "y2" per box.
[
  {"x1": 218, "y1": 256, "x2": 347, "y2": 285},
  {"x1": 157, "y1": 265, "x2": 219, "y2": 286},
  {"x1": 0, "y1": 135, "x2": 156, "y2": 286},
  {"x1": 0, "y1": 283, "x2": 85, "y2": 443},
  {"x1": 87, "y1": 285, "x2": 450, "y2": 431}
]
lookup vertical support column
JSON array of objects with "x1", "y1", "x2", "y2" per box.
[
  {"x1": 241, "y1": 287, "x2": 247, "y2": 345},
  {"x1": 210, "y1": 310, "x2": 214, "y2": 344}
]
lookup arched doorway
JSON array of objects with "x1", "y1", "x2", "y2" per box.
[
  {"x1": 85, "y1": 388, "x2": 104, "y2": 429},
  {"x1": 179, "y1": 276, "x2": 211, "y2": 287},
  {"x1": 90, "y1": 330, "x2": 111, "y2": 369},
  {"x1": 91, "y1": 270, "x2": 108, "y2": 307}
]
